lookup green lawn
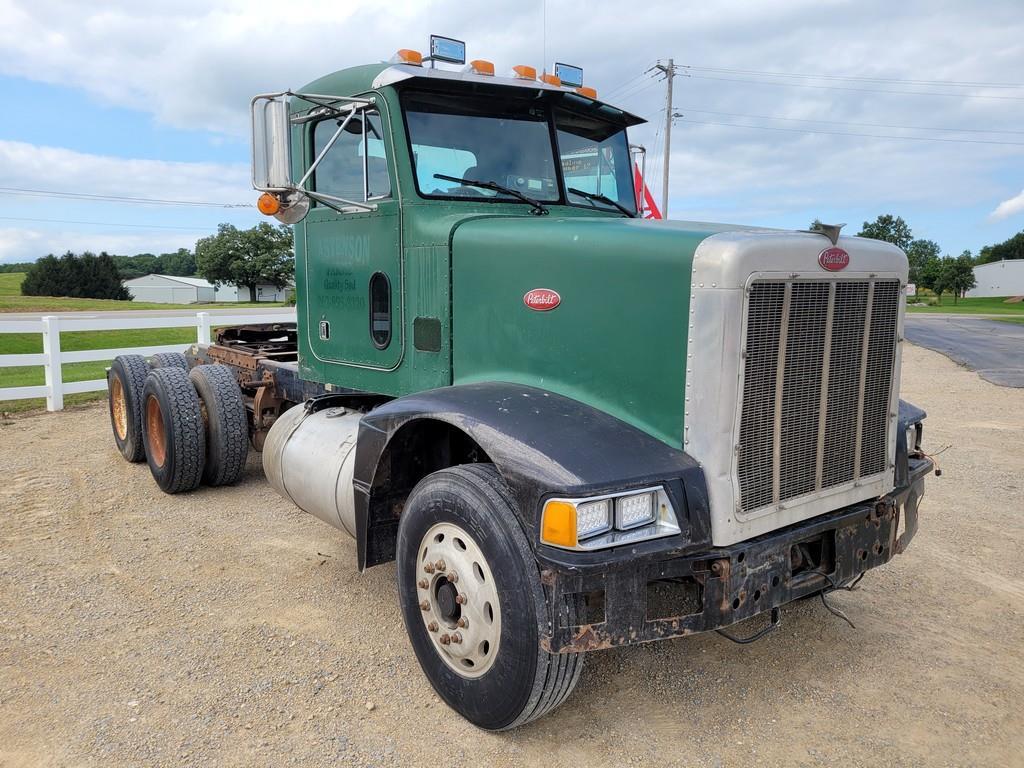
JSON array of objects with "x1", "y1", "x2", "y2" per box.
[
  {"x1": 0, "y1": 272, "x2": 25, "y2": 296},
  {"x1": 906, "y1": 296, "x2": 1024, "y2": 315},
  {"x1": 0, "y1": 272, "x2": 285, "y2": 312}
]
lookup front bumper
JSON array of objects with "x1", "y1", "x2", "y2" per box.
[{"x1": 541, "y1": 457, "x2": 932, "y2": 653}]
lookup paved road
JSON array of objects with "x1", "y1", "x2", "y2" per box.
[
  {"x1": 905, "y1": 315, "x2": 1024, "y2": 387},
  {"x1": 0, "y1": 307, "x2": 296, "y2": 322}
]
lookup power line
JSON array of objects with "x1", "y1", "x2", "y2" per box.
[
  {"x1": 603, "y1": 70, "x2": 656, "y2": 100},
  {"x1": 679, "y1": 107, "x2": 1024, "y2": 135},
  {"x1": 683, "y1": 73, "x2": 1024, "y2": 101},
  {"x1": 674, "y1": 117, "x2": 1024, "y2": 146},
  {"x1": 0, "y1": 187, "x2": 253, "y2": 208},
  {"x1": 0, "y1": 215, "x2": 215, "y2": 230},
  {"x1": 681, "y1": 64, "x2": 1024, "y2": 89}
]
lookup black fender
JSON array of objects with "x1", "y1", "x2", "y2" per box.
[
  {"x1": 353, "y1": 382, "x2": 712, "y2": 570},
  {"x1": 896, "y1": 399, "x2": 928, "y2": 487}
]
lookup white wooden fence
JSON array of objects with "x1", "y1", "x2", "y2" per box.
[{"x1": 0, "y1": 310, "x2": 297, "y2": 411}]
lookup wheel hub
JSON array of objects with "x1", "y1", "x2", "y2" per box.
[
  {"x1": 416, "y1": 522, "x2": 501, "y2": 679},
  {"x1": 111, "y1": 376, "x2": 128, "y2": 440}
]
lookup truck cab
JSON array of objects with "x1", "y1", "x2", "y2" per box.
[{"x1": 110, "y1": 39, "x2": 933, "y2": 731}]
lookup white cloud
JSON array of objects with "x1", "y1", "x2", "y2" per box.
[
  {"x1": 0, "y1": 140, "x2": 257, "y2": 262},
  {"x1": 0, "y1": 140, "x2": 250, "y2": 204},
  {"x1": 0, "y1": 0, "x2": 1022, "y2": 254},
  {"x1": 990, "y1": 190, "x2": 1024, "y2": 221}
]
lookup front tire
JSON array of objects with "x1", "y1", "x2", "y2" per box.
[{"x1": 396, "y1": 464, "x2": 583, "y2": 730}]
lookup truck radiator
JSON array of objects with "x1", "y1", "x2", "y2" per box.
[{"x1": 736, "y1": 278, "x2": 900, "y2": 514}]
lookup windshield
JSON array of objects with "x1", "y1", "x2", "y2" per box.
[
  {"x1": 556, "y1": 109, "x2": 636, "y2": 214},
  {"x1": 404, "y1": 91, "x2": 560, "y2": 202},
  {"x1": 402, "y1": 90, "x2": 636, "y2": 214}
]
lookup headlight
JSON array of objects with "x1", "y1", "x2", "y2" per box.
[{"x1": 541, "y1": 486, "x2": 680, "y2": 551}]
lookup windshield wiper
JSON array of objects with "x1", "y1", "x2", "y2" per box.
[
  {"x1": 567, "y1": 187, "x2": 636, "y2": 218},
  {"x1": 434, "y1": 173, "x2": 549, "y2": 216}
]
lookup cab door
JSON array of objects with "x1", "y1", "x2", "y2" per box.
[{"x1": 302, "y1": 105, "x2": 402, "y2": 370}]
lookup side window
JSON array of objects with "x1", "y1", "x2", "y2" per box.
[
  {"x1": 369, "y1": 272, "x2": 392, "y2": 349},
  {"x1": 312, "y1": 110, "x2": 391, "y2": 203}
]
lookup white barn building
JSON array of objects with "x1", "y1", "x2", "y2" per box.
[
  {"x1": 123, "y1": 274, "x2": 216, "y2": 304},
  {"x1": 123, "y1": 274, "x2": 293, "y2": 304},
  {"x1": 967, "y1": 259, "x2": 1024, "y2": 298}
]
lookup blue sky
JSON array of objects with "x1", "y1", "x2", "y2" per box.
[{"x1": 1, "y1": 0, "x2": 1022, "y2": 264}]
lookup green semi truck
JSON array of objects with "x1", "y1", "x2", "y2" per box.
[{"x1": 107, "y1": 38, "x2": 933, "y2": 730}]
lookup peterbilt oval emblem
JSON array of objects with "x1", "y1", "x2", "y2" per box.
[
  {"x1": 818, "y1": 247, "x2": 850, "y2": 271},
  {"x1": 523, "y1": 288, "x2": 561, "y2": 311}
]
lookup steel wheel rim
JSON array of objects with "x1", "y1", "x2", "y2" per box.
[
  {"x1": 416, "y1": 522, "x2": 501, "y2": 679},
  {"x1": 111, "y1": 376, "x2": 128, "y2": 440},
  {"x1": 145, "y1": 395, "x2": 167, "y2": 468}
]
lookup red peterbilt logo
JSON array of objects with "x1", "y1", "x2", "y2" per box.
[
  {"x1": 818, "y1": 246, "x2": 850, "y2": 271},
  {"x1": 523, "y1": 288, "x2": 561, "y2": 311}
]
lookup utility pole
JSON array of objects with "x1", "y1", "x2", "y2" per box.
[{"x1": 650, "y1": 60, "x2": 678, "y2": 218}]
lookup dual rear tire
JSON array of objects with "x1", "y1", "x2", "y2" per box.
[{"x1": 108, "y1": 355, "x2": 248, "y2": 492}]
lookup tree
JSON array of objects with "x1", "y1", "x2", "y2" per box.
[
  {"x1": 977, "y1": 231, "x2": 1024, "y2": 264},
  {"x1": 21, "y1": 251, "x2": 130, "y2": 300},
  {"x1": 918, "y1": 254, "x2": 945, "y2": 303},
  {"x1": 858, "y1": 214, "x2": 913, "y2": 251},
  {"x1": 905, "y1": 239, "x2": 941, "y2": 285},
  {"x1": 157, "y1": 248, "x2": 197, "y2": 276},
  {"x1": 196, "y1": 223, "x2": 294, "y2": 302},
  {"x1": 944, "y1": 251, "x2": 977, "y2": 304}
]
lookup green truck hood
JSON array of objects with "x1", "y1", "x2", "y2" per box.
[{"x1": 451, "y1": 216, "x2": 741, "y2": 447}]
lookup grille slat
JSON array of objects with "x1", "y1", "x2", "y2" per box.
[{"x1": 737, "y1": 278, "x2": 900, "y2": 514}]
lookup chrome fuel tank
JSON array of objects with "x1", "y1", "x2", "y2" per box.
[{"x1": 262, "y1": 404, "x2": 361, "y2": 537}]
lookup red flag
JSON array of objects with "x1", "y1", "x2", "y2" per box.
[{"x1": 633, "y1": 163, "x2": 662, "y2": 219}]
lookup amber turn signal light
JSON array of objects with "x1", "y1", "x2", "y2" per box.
[{"x1": 257, "y1": 193, "x2": 281, "y2": 216}]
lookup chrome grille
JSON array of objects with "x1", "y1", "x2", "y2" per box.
[{"x1": 737, "y1": 278, "x2": 900, "y2": 514}]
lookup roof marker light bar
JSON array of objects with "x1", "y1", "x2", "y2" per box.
[
  {"x1": 391, "y1": 49, "x2": 423, "y2": 66},
  {"x1": 512, "y1": 64, "x2": 537, "y2": 80},
  {"x1": 465, "y1": 59, "x2": 495, "y2": 76}
]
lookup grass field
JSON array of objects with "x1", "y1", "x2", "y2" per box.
[
  {"x1": 906, "y1": 296, "x2": 1024, "y2": 315},
  {"x1": 0, "y1": 272, "x2": 285, "y2": 312}
]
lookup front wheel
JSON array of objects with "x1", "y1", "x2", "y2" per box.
[{"x1": 396, "y1": 464, "x2": 583, "y2": 730}]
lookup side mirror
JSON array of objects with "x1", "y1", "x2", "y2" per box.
[
  {"x1": 251, "y1": 94, "x2": 293, "y2": 191},
  {"x1": 250, "y1": 91, "x2": 380, "y2": 223}
]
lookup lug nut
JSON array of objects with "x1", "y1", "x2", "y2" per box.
[
  {"x1": 455, "y1": 594, "x2": 467, "y2": 605},
  {"x1": 456, "y1": 617, "x2": 468, "y2": 629},
  {"x1": 451, "y1": 632, "x2": 462, "y2": 644},
  {"x1": 423, "y1": 563, "x2": 435, "y2": 574},
  {"x1": 419, "y1": 600, "x2": 430, "y2": 611},
  {"x1": 447, "y1": 571, "x2": 459, "y2": 583},
  {"x1": 439, "y1": 634, "x2": 451, "y2": 645},
  {"x1": 427, "y1": 621, "x2": 438, "y2": 632},
  {"x1": 435, "y1": 559, "x2": 446, "y2": 572},
  {"x1": 417, "y1": 578, "x2": 429, "y2": 589}
]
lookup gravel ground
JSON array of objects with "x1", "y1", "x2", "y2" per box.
[{"x1": 1, "y1": 343, "x2": 1022, "y2": 767}]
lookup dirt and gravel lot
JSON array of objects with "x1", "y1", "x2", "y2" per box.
[{"x1": 2, "y1": 343, "x2": 1022, "y2": 767}]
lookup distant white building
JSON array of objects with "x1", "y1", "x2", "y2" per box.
[
  {"x1": 967, "y1": 260, "x2": 1024, "y2": 298},
  {"x1": 123, "y1": 274, "x2": 292, "y2": 304}
]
